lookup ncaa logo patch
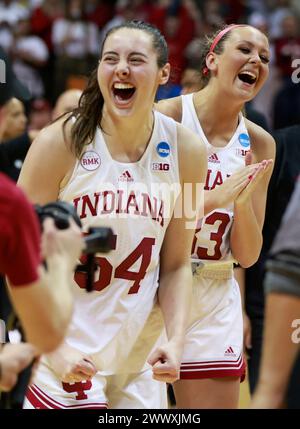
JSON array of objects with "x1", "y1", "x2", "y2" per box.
[
  {"x1": 156, "y1": 141, "x2": 170, "y2": 158},
  {"x1": 80, "y1": 151, "x2": 101, "y2": 171},
  {"x1": 238, "y1": 133, "x2": 250, "y2": 148}
]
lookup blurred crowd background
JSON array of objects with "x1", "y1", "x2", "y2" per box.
[{"x1": 1, "y1": 0, "x2": 300, "y2": 132}]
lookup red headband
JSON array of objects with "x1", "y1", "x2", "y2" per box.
[{"x1": 202, "y1": 24, "x2": 245, "y2": 76}]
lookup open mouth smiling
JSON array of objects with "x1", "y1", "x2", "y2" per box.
[
  {"x1": 238, "y1": 71, "x2": 257, "y2": 85},
  {"x1": 112, "y1": 82, "x2": 136, "y2": 103}
]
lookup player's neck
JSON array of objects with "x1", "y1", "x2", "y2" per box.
[
  {"x1": 101, "y1": 111, "x2": 154, "y2": 162},
  {"x1": 193, "y1": 91, "x2": 242, "y2": 143},
  {"x1": 194, "y1": 89, "x2": 242, "y2": 133}
]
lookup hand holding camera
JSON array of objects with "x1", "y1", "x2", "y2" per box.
[
  {"x1": 41, "y1": 217, "x2": 83, "y2": 273},
  {"x1": 36, "y1": 201, "x2": 115, "y2": 292},
  {"x1": 0, "y1": 343, "x2": 37, "y2": 392}
]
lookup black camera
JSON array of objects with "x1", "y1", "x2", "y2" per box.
[
  {"x1": 35, "y1": 201, "x2": 115, "y2": 292},
  {"x1": 35, "y1": 201, "x2": 114, "y2": 254}
]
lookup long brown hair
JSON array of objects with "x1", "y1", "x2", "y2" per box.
[{"x1": 63, "y1": 20, "x2": 168, "y2": 158}]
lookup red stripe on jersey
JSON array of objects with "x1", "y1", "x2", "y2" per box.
[
  {"x1": 181, "y1": 353, "x2": 243, "y2": 368},
  {"x1": 27, "y1": 384, "x2": 107, "y2": 409},
  {"x1": 180, "y1": 356, "x2": 246, "y2": 381}
]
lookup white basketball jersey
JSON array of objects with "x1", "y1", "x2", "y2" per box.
[
  {"x1": 181, "y1": 93, "x2": 250, "y2": 265},
  {"x1": 58, "y1": 111, "x2": 180, "y2": 374}
]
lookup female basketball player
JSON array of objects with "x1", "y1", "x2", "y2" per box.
[
  {"x1": 157, "y1": 24, "x2": 275, "y2": 408},
  {"x1": 18, "y1": 21, "x2": 207, "y2": 409}
]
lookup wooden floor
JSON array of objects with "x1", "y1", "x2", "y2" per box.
[{"x1": 239, "y1": 376, "x2": 251, "y2": 408}]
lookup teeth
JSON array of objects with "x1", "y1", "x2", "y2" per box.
[
  {"x1": 113, "y1": 83, "x2": 134, "y2": 89},
  {"x1": 240, "y1": 71, "x2": 257, "y2": 79}
]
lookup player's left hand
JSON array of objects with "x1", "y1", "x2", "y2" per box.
[{"x1": 235, "y1": 155, "x2": 273, "y2": 206}]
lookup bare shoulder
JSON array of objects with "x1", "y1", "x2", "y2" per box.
[
  {"x1": 155, "y1": 96, "x2": 182, "y2": 122},
  {"x1": 18, "y1": 115, "x2": 76, "y2": 202},
  {"x1": 245, "y1": 118, "x2": 276, "y2": 162},
  {"x1": 31, "y1": 115, "x2": 73, "y2": 156},
  {"x1": 176, "y1": 122, "x2": 207, "y2": 183},
  {"x1": 24, "y1": 116, "x2": 76, "y2": 174}
]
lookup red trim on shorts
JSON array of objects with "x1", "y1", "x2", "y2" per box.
[
  {"x1": 180, "y1": 354, "x2": 246, "y2": 382},
  {"x1": 26, "y1": 384, "x2": 108, "y2": 409}
]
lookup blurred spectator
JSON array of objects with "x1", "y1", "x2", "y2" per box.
[
  {"x1": 0, "y1": 46, "x2": 31, "y2": 177},
  {"x1": 52, "y1": 0, "x2": 99, "y2": 100},
  {"x1": 149, "y1": 0, "x2": 196, "y2": 45},
  {"x1": 0, "y1": 1, "x2": 29, "y2": 26},
  {"x1": 0, "y1": 97, "x2": 27, "y2": 142},
  {"x1": 28, "y1": 89, "x2": 82, "y2": 131},
  {"x1": 0, "y1": 0, "x2": 29, "y2": 52},
  {"x1": 52, "y1": 88, "x2": 81, "y2": 119},
  {"x1": 248, "y1": 11, "x2": 269, "y2": 34},
  {"x1": 11, "y1": 17, "x2": 49, "y2": 98},
  {"x1": 30, "y1": 0, "x2": 64, "y2": 102},
  {"x1": 219, "y1": 0, "x2": 247, "y2": 24},
  {"x1": 245, "y1": 123, "x2": 300, "y2": 408},
  {"x1": 31, "y1": 0, "x2": 64, "y2": 52},
  {"x1": 247, "y1": 11, "x2": 280, "y2": 128},
  {"x1": 85, "y1": 0, "x2": 115, "y2": 29},
  {"x1": 183, "y1": 2, "x2": 215, "y2": 69},
  {"x1": 154, "y1": 1, "x2": 198, "y2": 97},
  {"x1": 0, "y1": 95, "x2": 40, "y2": 182},
  {"x1": 251, "y1": 177, "x2": 300, "y2": 409},
  {"x1": 274, "y1": 14, "x2": 300, "y2": 79},
  {"x1": 149, "y1": 1, "x2": 197, "y2": 83},
  {"x1": 247, "y1": 0, "x2": 268, "y2": 15},
  {"x1": 272, "y1": 13, "x2": 300, "y2": 129},
  {"x1": 163, "y1": 14, "x2": 188, "y2": 83},
  {"x1": 0, "y1": 19, "x2": 13, "y2": 52},
  {"x1": 180, "y1": 66, "x2": 202, "y2": 94},
  {"x1": 291, "y1": 0, "x2": 300, "y2": 15},
  {"x1": 28, "y1": 98, "x2": 52, "y2": 131},
  {"x1": 99, "y1": 0, "x2": 153, "y2": 46},
  {"x1": 200, "y1": 0, "x2": 223, "y2": 27},
  {"x1": 268, "y1": 0, "x2": 293, "y2": 40},
  {"x1": 27, "y1": 0, "x2": 44, "y2": 9}
]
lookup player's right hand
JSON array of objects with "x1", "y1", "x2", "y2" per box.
[{"x1": 44, "y1": 342, "x2": 97, "y2": 383}]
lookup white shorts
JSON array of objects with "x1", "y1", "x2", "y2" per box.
[
  {"x1": 24, "y1": 361, "x2": 167, "y2": 409},
  {"x1": 180, "y1": 264, "x2": 246, "y2": 380}
]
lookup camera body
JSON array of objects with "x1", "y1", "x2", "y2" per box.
[
  {"x1": 35, "y1": 201, "x2": 114, "y2": 254},
  {"x1": 35, "y1": 201, "x2": 115, "y2": 292}
]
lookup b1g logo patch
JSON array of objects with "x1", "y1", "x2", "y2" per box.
[
  {"x1": 156, "y1": 141, "x2": 170, "y2": 158},
  {"x1": 238, "y1": 133, "x2": 250, "y2": 148},
  {"x1": 152, "y1": 162, "x2": 170, "y2": 171},
  {"x1": 236, "y1": 148, "x2": 250, "y2": 157},
  {"x1": 80, "y1": 151, "x2": 101, "y2": 171}
]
